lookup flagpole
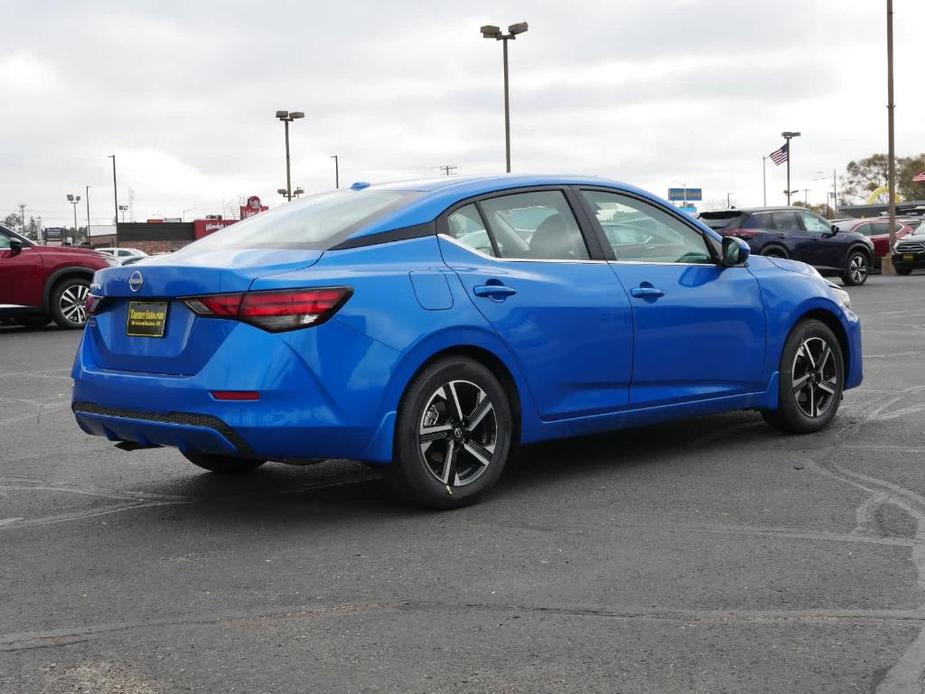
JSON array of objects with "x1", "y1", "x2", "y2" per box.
[
  {"x1": 884, "y1": 0, "x2": 897, "y2": 275},
  {"x1": 762, "y1": 156, "x2": 767, "y2": 206},
  {"x1": 781, "y1": 132, "x2": 801, "y2": 205}
]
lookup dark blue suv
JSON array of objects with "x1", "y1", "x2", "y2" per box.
[{"x1": 700, "y1": 207, "x2": 874, "y2": 286}]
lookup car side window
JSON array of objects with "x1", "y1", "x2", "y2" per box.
[
  {"x1": 580, "y1": 190, "x2": 713, "y2": 264},
  {"x1": 798, "y1": 211, "x2": 833, "y2": 234},
  {"x1": 479, "y1": 191, "x2": 589, "y2": 260},
  {"x1": 869, "y1": 222, "x2": 890, "y2": 235},
  {"x1": 743, "y1": 213, "x2": 773, "y2": 230},
  {"x1": 771, "y1": 211, "x2": 801, "y2": 232},
  {"x1": 446, "y1": 204, "x2": 496, "y2": 257},
  {"x1": 0, "y1": 231, "x2": 10, "y2": 250}
]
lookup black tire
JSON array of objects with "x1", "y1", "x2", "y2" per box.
[
  {"x1": 389, "y1": 356, "x2": 513, "y2": 509},
  {"x1": 13, "y1": 315, "x2": 51, "y2": 329},
  {"x1": 762, "y1": 319, "x2": 844, "y2": 434},
  {"x1": 761, "y1": 246, "x2": 789, "y2": 259},
  {"x1": 895, "y1": 266, "x2": 913, "y2": 276},
  {"x1": 50, "y1": 277, "x2": 91, "y2": 328},
  {"x1": 841, "y1": 250, "x2": 870, "y2": 286},
  {"x1": 181, "y1": 451, "x2": 266, "y2": 473}
]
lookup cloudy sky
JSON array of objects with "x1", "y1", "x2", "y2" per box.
[{"x1": 2, "y1": 0, "x2": 924, "y2": 227}]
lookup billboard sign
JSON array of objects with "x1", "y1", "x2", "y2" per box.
[
  {"x1": 239, "y1": 195, "x2": 268, "y2": 219},
  {"x1": 667, "y1": 187, "x2": 703, "y2": 202},
  {"x1": 43, "y1": 227, "x2": 65, "y2": 244}
]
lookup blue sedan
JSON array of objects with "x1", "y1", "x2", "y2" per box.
[{"x1": 72, "y1": 176, "x2": 862, "y2": 508}]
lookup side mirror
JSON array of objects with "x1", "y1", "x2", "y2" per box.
[
  {"x1": 9, "y1": 237, "x2": 23, "y2": 256},
  {"x1": 722, "y1": 236, "x2": 750, "y2": 266},
  {"x1": 829, "y1": 225, "x2": 839, "y2": 235}
]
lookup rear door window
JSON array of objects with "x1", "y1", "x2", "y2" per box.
[{"x1": 771, "y1": 211, "x2": 802, "y2": 232}]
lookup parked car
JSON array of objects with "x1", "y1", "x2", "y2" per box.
[
  {"x1": 833, "y1": 218, "x2": 914, "y2": 268},
  {"x1": 892, "y1": 220, "x2": 925, "y2": 275},
  {"x1": 96, "y1": 247, "x2": 148, "y2": 265},
  {"x1": 699, "y1": 207, "x2": 875, "y2": 286},
  {"x1": 0, "y1": 224, "x2": 117, "y2": 328},
  {"x1": 72, "y1": 176, "x2": 862, "y2": 508}
]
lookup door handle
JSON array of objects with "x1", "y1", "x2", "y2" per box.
[
  {"x1": 630, "y1": 286, "x2": 665, "y2": 298},
  {"x1": 473, "y1": 284, "x2": 517, "y2": 300}
]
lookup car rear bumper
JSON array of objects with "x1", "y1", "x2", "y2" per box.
[{"x1": 71, "y1": 318, "x2": 403, "y2": 463}]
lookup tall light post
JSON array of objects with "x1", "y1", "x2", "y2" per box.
[
  {"x1": 66, "y1": 193, "x2": 81, "y2": 245},
  {"x1": 85, "y1": 185, "x2": 91, "y2": 242},
  {"x1": 762, "y1": 156, "x2": 768, "y2": 206},
  {"x1": 884, "y1": 0, "x2": 897, "y2": 275},
  {"x1": 275, "y1": 110, "x2": 305, "y2": 200},
  {"x1": 781, "y1": 131, "x2": 801, "y2": 205},
  {"x1": 481, "y1": 21, "x2": 528, "y2": 173},
  {"x1": 330, "y1": 155, "x2": 339, "y2": 189},
  {"x1": 107, "y1": 154, "x2": 119, "y2": 247}
]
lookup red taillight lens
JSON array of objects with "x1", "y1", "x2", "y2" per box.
[
  {"x1": 183, "y1": 287, "x2": 351, "y2": 332},
  {"x1": 84, "y1": 294, "x2": 102, "y2": 316},
  {"x1": 729, "y1": 228, "x2": 759, "y2": 239}
]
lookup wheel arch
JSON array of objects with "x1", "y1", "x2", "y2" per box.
[
  {"x1": 43, "y1": 267, "x2": 94, "y2": 312},
  {"x1": 759, "y1": 243, "x2": 789, "y2": 258}
]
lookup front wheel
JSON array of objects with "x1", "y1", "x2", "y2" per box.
[
  {"x1": 389, "y1": 357, "x2": 513, "y2": 509},
  {"x1": 842, "y1": 251, "x2": 869, "y2": 286},
  {"x1": 182, "y1": 451, "x2": 266, "y2": 473},
  {"x1": 51, "y1": 277, "x2": 91, "y2": 328},
  {"x1": 762, "y1": 319, "x2": 844, "y2": 434}
]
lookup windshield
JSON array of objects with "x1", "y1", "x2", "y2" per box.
[
  {"x1": 179, "y1": 189, "x2": 417, "y2": 252},
  {"x1": 914, "y1": 220, "x2": 925, "y2": 236}
]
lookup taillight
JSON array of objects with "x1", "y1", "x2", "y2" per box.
[
  {"x1": 84, "y1": 294, "x2": 102, "y2": 316},
  {"x1": 729, "y1": 228, "x2": 759, "y2": 239},
  {"x1": 184, "y1": 287, "x2": 352, "y2": 332}
]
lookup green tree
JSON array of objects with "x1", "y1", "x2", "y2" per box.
[{"x1": 841, "y1": 153, "x2": 925, "y2": 204}]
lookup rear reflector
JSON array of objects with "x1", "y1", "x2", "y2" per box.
[
  {"x1": 184, "y1": 287, "x2": 352, "y2": 332},
  {"x1": 211, "y1": 391, "x2": 260, "y2": 401}
]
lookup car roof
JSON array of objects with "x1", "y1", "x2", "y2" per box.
[{"x1": 348, "y1": 174, "x2": 698, "y2": 241}]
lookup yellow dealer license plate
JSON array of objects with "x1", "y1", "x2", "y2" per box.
[
  {"x1": 904, "y1": 254, "x2": 915, "y2": 262},
  {"x1": 126, "y1": 301, "x2": 168, "y2": 338}
]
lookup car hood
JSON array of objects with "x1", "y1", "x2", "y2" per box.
[{"x1": 33, "y1": 245, "x2": 111, "y2": 260}]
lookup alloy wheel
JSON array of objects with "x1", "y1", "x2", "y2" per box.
[
  {"x1": 848, "y1": 254, "x2": 868, "y2": 284},
  {"x1": 418, "y1": 379, "x2": 497, "y2": 487},
  {"x1": 791, "y1": 336, "x2": 839, "y2": 418},
  {"x1": 59, "y1": 283, "x2": 89, "y2": 325}
]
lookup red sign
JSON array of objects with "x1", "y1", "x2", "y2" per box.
[
  {"x1": 193, "y1": 218, "x2": 238, "y2": 240},
  {"x1": 239, "y1": 195, "x2": 268, "y2": 219}
]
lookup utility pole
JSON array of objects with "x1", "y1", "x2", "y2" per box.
[
  {"x1": 108, "y1": 155, "x2": 119, "y2": 247},
  {"x1": 832, "y1": 169, "x2": 838, "y2": 216},
  {"x1": 18, "y1": 203, "x2": 26, "y2": 234},
  {"x1": 802, "y1": 188, "x2": 810, "y2": 205},
  {"x1": 437, "y1": 164, "x2": 458, "y2": 177},
  {"x1": 884, "y1": 0, "x2": 897, "y2": 275}
]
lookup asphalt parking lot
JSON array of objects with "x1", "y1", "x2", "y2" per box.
[{"x1": 1, "y1": 274, "x2": 924, "y2": 693}]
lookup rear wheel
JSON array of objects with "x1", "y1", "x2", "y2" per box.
[
  {"x1": 51, "y1": 277, "x2": 91, "y2": 328},
  {"x1": 762, "y1": 319, "x2": 844, "y2": 434},
  {"x1": 389, "y1": 357, "x2": 512, "y2": 509},
  {"x1": 182, "y1": 451, "x2": 266, "y2": 473},
  {"x1": 842, "y1": 250, "x2": 869, "y2": 286}
]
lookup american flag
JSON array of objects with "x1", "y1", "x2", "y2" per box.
[
  {"x1": 769, "y1": 142, "x2": 789, "y2": 166},
  {"x1": 913, "y1": 171, "x2": 925, "y2": 182}
]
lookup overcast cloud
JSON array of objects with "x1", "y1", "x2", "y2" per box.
[{"x1": 2, "y1": 0, "x2": 924, "y2": 225}]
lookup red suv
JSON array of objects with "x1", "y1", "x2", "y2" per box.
[{"x1": 0, "y1": 224, "x2": 117, "y2": 328}]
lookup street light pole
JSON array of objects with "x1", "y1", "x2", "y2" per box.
[
  {"x1": 781, "y1": 131, "x2": 801, "y2": 205},
  {"x1": 481, "y1": 22, "x2": 528, "y2": 173},
  {"x1": 108, "y1": 155, "x2": 119, "y2": 247},
  {"x1": 331, "y1": 155, "x2": 339, "y2": 189},
  {"x1": 85, "y1": 185, "x2": 91, "y2": 244},
  {"x1": 66, "y1": 194, "x2": 81, "y2": 245},
  {"x1": 275, "y1": 110, "x2": 305, "y2": 201},
  {"x1": 884, "y1": 0, "x2": 897, "y2": 275}
]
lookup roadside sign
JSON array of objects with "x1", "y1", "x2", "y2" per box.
[
  {"x1": 43, "y1": 227, "x2": 65, "y2": 243},
  {"x1": 668, "y1": 188, "x2": 703, "y2": 202}
]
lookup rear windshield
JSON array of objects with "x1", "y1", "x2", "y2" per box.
[
  {"x1": 180, "y1": 189, "x2": 417, "y2": 251},
  {"x1": 698, "y1": 211, "x2": 743, "y2": 230}
]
